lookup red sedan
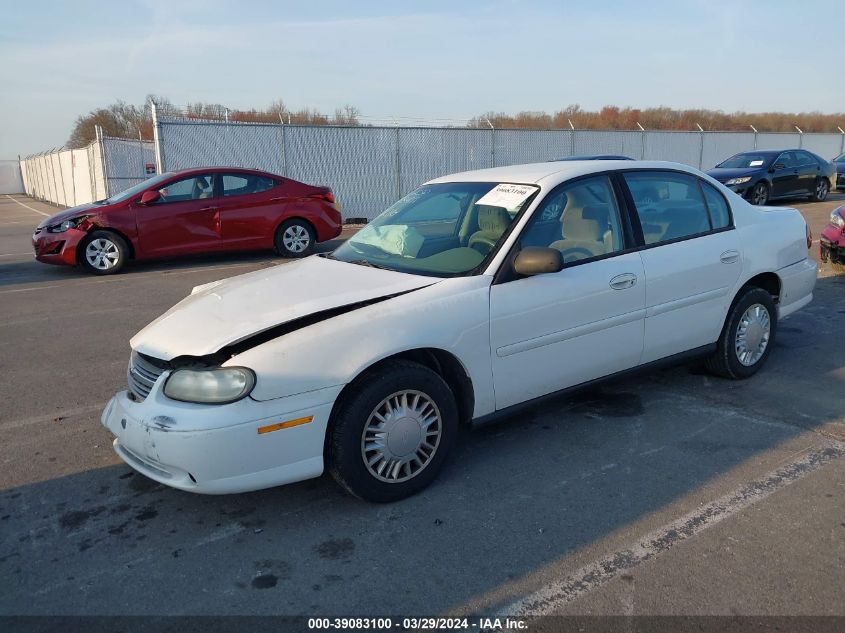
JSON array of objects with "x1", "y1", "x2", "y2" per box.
[{"x1": 32, "y1": 167, "x2": 343, "y2": 274}]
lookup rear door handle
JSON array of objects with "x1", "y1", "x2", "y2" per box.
[
  {"x1": 720, "y1": 250, "x2": 740, "y2": 264},
  {"x1": 200, "y1": 206, "x2": 218, "y2": 212},
  {"x1": 609, "y1": 273, "x2": 637, "y2": 290}
]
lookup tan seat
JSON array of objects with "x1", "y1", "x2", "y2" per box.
[{"x1": 550, "y1": 204, "x2": 612, "y2": 262}]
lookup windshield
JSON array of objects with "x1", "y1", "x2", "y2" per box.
[
  {"x1": 332, "y1": 182, "x2": 539, "y2": 277},
  {"x1": 716, "y1": 154, "x2": 772, "y2": 169},
  {"x1": 104, "y1": 173, "x2": 173, "y2": 204}
]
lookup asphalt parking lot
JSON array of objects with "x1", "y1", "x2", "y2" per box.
[{"x1": 0, "y1": 192, "x2": 844, "y2": 619}]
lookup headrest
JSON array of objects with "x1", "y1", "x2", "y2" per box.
[{"x1": 477, "y1": 206, "x2": 511, "y2": 232}]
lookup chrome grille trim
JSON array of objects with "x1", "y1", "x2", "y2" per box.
[{"x1": 128, "y1": 352, "x2": 166, "y2": 401}]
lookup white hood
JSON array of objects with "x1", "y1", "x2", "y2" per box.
[{"x1": 131, "y1": 256, "x2": 437, "y2": 360}]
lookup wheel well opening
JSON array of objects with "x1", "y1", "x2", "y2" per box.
[
  {"x1": 742, "y1": 272, "x2": 780, "y2": 302},
  {"x1": 276, "y1": 217, "x2": 316, "y2": 237},
  {"x1": 77, "y1": 227, "x2": 135, "y2": 261},
  {"x1": 331, "y1": 349, "x2": 476, "y2": 429}
]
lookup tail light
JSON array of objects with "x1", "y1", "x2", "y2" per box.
[
  {"x1": 806, "y1": 223, "x2": 812, "y2": 250},
  {"x1": 310, "y1": 189, "x2": 335, "y2": 204}
]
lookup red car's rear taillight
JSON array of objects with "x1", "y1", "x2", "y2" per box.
[{"x1": 310, "y1": 189, "x2": 335, "y2": 204}]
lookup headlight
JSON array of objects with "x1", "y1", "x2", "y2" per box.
[
  {"x1": 831, "y1": 208, "x2": 845, "y2": 229},
  {"x1": 725, "y1": 177, "x2": 752, "y2": 185},
  {"x1": 164, "y1": 367, "x2": 256, "y2": 404},
  {"x1": 48, "y1": 215, "x2": 90, "y2": 233}
]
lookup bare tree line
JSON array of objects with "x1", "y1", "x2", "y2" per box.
[{"x1": 66, "y1": 98, "x2": 845, "y2": 149}]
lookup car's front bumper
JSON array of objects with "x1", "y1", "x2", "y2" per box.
[
  {"x1": 820, "y1": 227, "x2": 844, "y2": 264},
  {"x1": 31, "y1": 227, "x2": 85, "y2": 266},
  {"x1": 101, "y1": 379, "x2": 342, "y2": 494}
]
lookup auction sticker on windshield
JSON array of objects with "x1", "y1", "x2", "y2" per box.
[
  {"x1": 475, "y1": 183, "x2": 538, "y2": 210},
  {"x1": 749, "y1": 160, "x2": 764, "y2": 167}
]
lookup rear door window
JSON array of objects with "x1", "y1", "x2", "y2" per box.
[
  {"x1": 222, "y1": 174, "x2": 277, "y2": 197},
  {"x1": 700, "y1": 181, "x2": 732, "y2": 229},
  {"x1": 623, "y1": 171, "x2": 712, "y2": 244}
]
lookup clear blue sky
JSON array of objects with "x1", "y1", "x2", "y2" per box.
[{"x1": 1, "y1": 0, "x2": 842, "y2": 157}]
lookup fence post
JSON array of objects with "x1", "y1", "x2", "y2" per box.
[
  {"x1": 96, "y1": 126, "x2": 110, "y2": 198},
  {"x1": 395, "y1": 127, "x2": 402, "y2": 200},
  {"x1": 637, "y1": 123, "x2": 646, "y2": 159},
  {"x1": 839, "y1": 127, "x2": 845, "y2": 154},
  {"x1": 47, "y1": 150, "x2": 58, "y2": 205},
  {"x1": 70, "y1": 150, "x2": 77, "y2": 206},
  {"x1": 280, "y1": 122, "x2": 288, "y2": 177},
  {"x1": 696, "y1": 124, "x2": 705, "y2": 169},
  {"x1": 568, "y1": 119, "x2": 576, "y2": 157},
  {"x1": 794, "y1": 125, "x2": 803, "y2": 149},
  {"x1": 750, "y1": 125, "x2": 758, "y2": 149},
  {"x1": 151, "y1": 100, "x2": 165, "y2": 174}
]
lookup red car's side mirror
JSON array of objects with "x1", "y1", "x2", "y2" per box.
[{"x1": 139, "y1": 190, "x2": 161, "y2": 205}]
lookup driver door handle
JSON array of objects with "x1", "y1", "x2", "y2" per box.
[{"x1": 609, "y1": 273, "x2": 637, "y2": 290}]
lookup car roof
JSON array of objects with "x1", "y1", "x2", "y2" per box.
[
  {"x1": 425, "y1": 160, "x2": 701, "y2": 188},
  {"x1": 167, "y1": 166, "x2": 280, "y2": 178}
]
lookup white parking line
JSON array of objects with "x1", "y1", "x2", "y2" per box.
[
  {"x1": 497, "y1": 441, "x2": 844, "y2": 618},
  {"x1": 0, "y1": 252, "x2": 33, "y2": 258},
  {"x1": 4, "y1": 194, "x2": 51, "y2": 217},
  {"x1": 0, "y1": 260, "x2": 275, "y2": 296}
]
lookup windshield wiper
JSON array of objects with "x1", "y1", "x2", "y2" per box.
[{"x1": 348, "y1": 259, "x2": 392, "y2": 270}]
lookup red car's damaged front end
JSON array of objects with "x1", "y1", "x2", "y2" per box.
[
  {"x1": 820, "y1": 205, "x2": 845, "y2": 265},
  {"x1": 32, "y1": 203, "x2": 120, "y2": 266}
]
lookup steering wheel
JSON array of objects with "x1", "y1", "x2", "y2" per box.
[{"x1": 558, "y1": 247, "x2": 595, "y2": 263}]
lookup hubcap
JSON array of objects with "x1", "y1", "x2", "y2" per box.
[
  {"x1": 282, "y1": 225, "x2": 310, "y2": 252},
  {"x1": 85, "y1": 238, "x2": 120, "y2": 270},
  {"x1": 752, "y1": 186, "x2": 767, "y2": 205},
  {"x1": 735, "y1": 303, "x2": 771, "y2": 366},
  {"x1": 361, "y1": 390, "x2": 442, "y2": 483},
  {"x1": 816, "y1": 181, "x2": 828, "y2": 200}
]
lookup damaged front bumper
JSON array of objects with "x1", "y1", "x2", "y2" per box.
[{"x1": 101, "y1": 379, "x2": 342, "y2": 494}]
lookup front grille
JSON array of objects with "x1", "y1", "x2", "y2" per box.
[{"x1": 128, "y1": 352, "x2": 167, "y2": 401}]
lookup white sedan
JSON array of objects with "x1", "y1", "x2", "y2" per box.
[{"x1": 102, "y1": 160, "x2": 817, "y2": 501}]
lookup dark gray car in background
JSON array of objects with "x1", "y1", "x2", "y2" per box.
[{"x1": 707, "y1": 149, "x2": 835, "y2": 205}]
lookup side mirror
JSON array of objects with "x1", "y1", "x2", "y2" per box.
[
  {"x1": 139, "y1": 190, "x2": 160, "y2": 205},
  {"x1": 513, "y1": 247, "x2": 563, "y2": 276}
]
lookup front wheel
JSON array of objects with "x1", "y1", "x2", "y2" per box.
[
  {"x1": 705, "y1": 287, "x2": 777, "y2": 379},
  {"x1": 327, "y1": 360, "x2": 458, "y2": 502},
  {"x1": 811, "y1": 178, "x2": 829, "y2": 202},
  {"x1": 274, "y1": 219, "x2": 315, "y2": 258},
  {"x1": 79, "y1": 230, "x2": 128, "y2": 275},
  {"x1": 749, "y1": 182, "x2": 769, "y2": 206}
]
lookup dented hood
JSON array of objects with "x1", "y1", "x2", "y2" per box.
[{"x1": 131, "y1": 256, "x2": 437, "y2": 360}]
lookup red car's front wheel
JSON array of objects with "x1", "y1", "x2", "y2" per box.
[{"x1": 79, "y1": 230, "x2": 129, "y2": 275}]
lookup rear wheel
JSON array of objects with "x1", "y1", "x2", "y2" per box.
[
  {"x1": 811, "y1": 178, "x2": 829, "y2": 202},
  {"x1": 274, "y1": 219, "x2": 315, "y2": 257},
  {"x1": 705, "y1": 287, "x2": 777, "y2": 379},
  {"x1": 328, "y1": 360, "x2": 458, "y2": 502},
  {"x1": 79, "y1": 230, "x2": 128, "y2": 275},
  {"x1": 749, "y1": 182, "x2": 769, "y2": 206}
]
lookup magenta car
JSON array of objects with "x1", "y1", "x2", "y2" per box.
[{"x1": 820, "y1": 205, "x2": 845, "y2": 266}]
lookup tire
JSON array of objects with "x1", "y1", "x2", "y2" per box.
[
  {"x1": 705, "y1": 287, "x2": 778, "y2": 379},
  {"x1": 78, "y1": 230, "x2": 128, "y2": 275},
  {"x1": 749, "y1": 182, "x2": 769, "y2": 206},
  {"x1": 327, "y1": 360, "x2": 458, "y2": 502},
  {"x1": 274, "y1": 219, "x2": 315, "y2": 257},
  {"x1": 811, "y1": 178, "x2": 829, "y2": 202}
]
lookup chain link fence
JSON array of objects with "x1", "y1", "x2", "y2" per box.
[
  {"x1": 19, "y1": 133, "x2": 155, "y2": 207},
  {"x1": 18, "y1": 116, "x2": 845, "y2": 219},
  {"x1": 154, "y1": 114, "x2": 845, "y2": 221}
]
